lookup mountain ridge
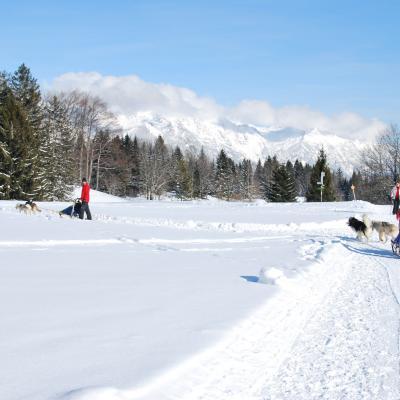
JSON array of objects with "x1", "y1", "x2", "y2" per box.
[{"x1": 118, "y1": 112, "x2": 366, "y2": 175}]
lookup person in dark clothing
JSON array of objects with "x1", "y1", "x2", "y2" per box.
[
  {"x1": 59, "y1": 199, "x2": 82, "y2": 218},
  {"x1": 79, "y1": 177, "x2": 92, "y2": 220},
  {"x1": 391, "y1": 180, "x2": 400, "y2": 245},
  {"x1": 391, "y1": 181, "x2": 400, "y2": 216}
]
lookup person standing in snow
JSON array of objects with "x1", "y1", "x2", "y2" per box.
[
  {"x1": 391, "y1": 180, "x2": 400, "y2": 244},
  {"x1": 391, "y1": 180, "x2": 400, "y2": 216},
  {"x1": 79, "y1": 177, "x2": 92, "y2": 220}
]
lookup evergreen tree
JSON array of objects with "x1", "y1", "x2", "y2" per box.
[
  {"x1": 0, "y1": 81, "x2": 12, "y2": 198},
  {"x1": 192, "y1": 167, "x2": 201, "y2": 198},
  {"x1": 269, "y1": 164, "x2": 297, "y2": 202},
  {"x1": 169, "y1": 146, "x2": 184, "y2": 195},
  {"x1": 0, "y1": 83, "x2": 33, "y2": 199},
  {"x1": 215, "y1": 149, "x2": 236, "y2": 200},
  {"x1": 262, "y1": 156, "x2": 280, "y2": 199},
  {"x1": 37, "y1": 95, "x2": 75, "y2": 200},
  {"x1": 238, "y1": 159, "x2": 254, "y2": 200},
  {"x1": 177, "y1": 158, "x2": 192, "y2": 199},
  {"x1": 253, "y1": 159, "x2": 264, "y2": 198},
  {"x1": 195, "y1": 147, "x2": 213, "y2": 198},
  {"x1": 333, "y1": 167, "x2": 350, "y2": 201},
  {"x1": 306, "y1": 149, "x2": 335, "y2": 202},
  {"x1": 128, "y1": 136, "x2": 141, "y2": 197},
  {"x1": 11, "y1": 64, "x2": 43, "y2": 198},
  {"x1": 293, "y1": 159, "x2": 305, "y2": 196}
]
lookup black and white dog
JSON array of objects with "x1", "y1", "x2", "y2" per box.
[{"x1": 347, "y1": 216, "x2": 372, "y2": 241}]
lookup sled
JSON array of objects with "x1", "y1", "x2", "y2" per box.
[
  {"x1": 391, "y1": 240, "x2": 400, "y2": 256},
  {"x1": 59, "y1": 199, "x2": 82, "y2": 218}
]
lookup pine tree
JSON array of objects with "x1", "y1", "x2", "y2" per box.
[
  {"x1": 128, "y1": 136, "x2": 140, "y2": 197},
  {"x1": 306, "y1": 148, "x2": 335, "y2": 202},
  {"x1": 269, "y1": 164, "x2": 297, "y2": 202},
  {"x1": 177, "y1": 158, "x2": 192, "y2": 199},
  {"x1": 0, "y1": 81, "x2": 12, "y2": 198},
  {"x1": 293, "y1": 159, "x2": 305, "y2": 196},
  {"x1": 238, "y1": 159, "x2": 254, "y2": 200},
  {"x1": 192, "y1": 167, "x2": 201, "y2": 198},
  {"x1": 169, "y1": 146, "x2": 183, "y2": 195},
  {"x1": 53, "y1": 96, "x2": 75, "y2": 199},
  {"x1": 38, "y1": 96, "x2": 75, "y2": 200},
  {"x1": 262, "y1": 156, "x2": 280, "y2": 199},
  {"x1": 253, "y1": 159, "x2": 264, "y2": 198},
  {"x1": 333, "y1": 167, "x2": 350, "y2": 201},
  {"x1": 0, "y1": 84, "x2": 33, "y2": 199},
  {"x1": 11, "y1": 64, "x2": 43, "y2": 198},
  {"x1": 215, "y1": 149, "x2": 236, "y2": 200},
  {"x1": 195, "y1": 147, "x2": 213, "y2": 198}
]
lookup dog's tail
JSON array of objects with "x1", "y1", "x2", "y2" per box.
[
  {"x1": 362, "y1": 214, "x2": 373, "y2": 238},
  {"x1": 362, "y1": 214, "x2": 372, "y2": 229}
]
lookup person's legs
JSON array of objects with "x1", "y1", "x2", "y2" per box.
[
  {"x1": 85, "y1": 204, "x2": 92, "y2": 220},
  {"x1": 79, "y1": 202, "x2": 86, "y2": 220}
]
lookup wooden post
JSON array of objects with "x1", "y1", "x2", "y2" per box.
[{"x1": 351, "y1": 184, "x2": 356, "y2": 201}]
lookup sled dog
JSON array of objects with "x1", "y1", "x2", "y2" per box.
[
  {"x1": 15, "y1": 203, "x2": 32, "y2": 215},
  {"x1": 15, "y1": 201, "x2": 41, "y2": 215},
  {"x1": 29, "y1": 202, "x2": 41, "y2": 213},
  {"x1": 369, "y1": 219, "x2": 397, "y2": 242},
  {"x1": 347, "y1": 216, "x2": 372, "y2": 241}
]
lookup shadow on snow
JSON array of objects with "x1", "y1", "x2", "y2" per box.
[{"x1": 339, "y1": 237, "x2": 398, "y2": 260}]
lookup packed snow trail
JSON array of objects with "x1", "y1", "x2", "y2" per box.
[
  {"x1": 63, "y1": 238, "x2": 400, "y2": 400},
  {"x1": 263, "y1": 240, "x2": 400, "y2": 400}
]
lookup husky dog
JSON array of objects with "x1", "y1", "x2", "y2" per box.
[
  {"x1": 15, "y1": 203, "x2": 32, "y2": 215},
  {"x1": 29, "y1": 202, "x2": 41, "y2": 213},
  {"x1": 368, "y1": 218, "x2": 398, "y2": 242},
  {"x1": 347, "y1": 216, "x2": 372, "y2": 241},
  {"x1": 15, "y1": 201, "x2": 41, "y2": 215}
]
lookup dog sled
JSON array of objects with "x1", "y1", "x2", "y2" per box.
[
  {"x1": 391, "y1": 236, "x2": 400, "y2": 256},
  {"x1": 59, "y1": 199, "x2": 82, "y2": 218}
]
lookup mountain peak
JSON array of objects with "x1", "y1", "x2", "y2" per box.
[{"x1": 120, "y1": 112, "x2": 367, "y2": 175}]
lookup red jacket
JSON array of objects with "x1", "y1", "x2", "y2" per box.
[{"x1": 81, "y1": 183, "x2": 90, "y2": 203}]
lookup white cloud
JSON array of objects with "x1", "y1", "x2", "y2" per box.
[
  {"x1": 49, "y1": 72, "x2": 386, "y2": 141},
  {"x1": 50, "y1": 72, "x2": 222, "y2": 120}
]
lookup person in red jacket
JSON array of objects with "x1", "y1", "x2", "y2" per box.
[{"x1": 79, "y1": 177, "x2": 92, "y2": 220}]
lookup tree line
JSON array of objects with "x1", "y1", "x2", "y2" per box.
[{"x1": 0, "y1": 64, "x2": 397, "y2": 203}]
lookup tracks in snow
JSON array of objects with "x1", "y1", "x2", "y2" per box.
[
  {"x1": 263, "y1": 240, "x2": 400, "y2": 400},
  {"x1": 65, "y1": 238, "x2": 400, "y2": 400},
  {"x1": 159, "y1": 240, "x2": 400, "y2": 400}
]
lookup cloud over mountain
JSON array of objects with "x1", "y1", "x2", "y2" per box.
[{"x1": 50, "y1": 72, "x2": 385, "y2": 141}]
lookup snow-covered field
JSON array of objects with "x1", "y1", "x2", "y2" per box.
[{"x1": 1, "y1": 195, "x2": 400, "y2": 400}]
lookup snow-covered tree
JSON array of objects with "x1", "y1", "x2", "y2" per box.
[{"x1": 39, "y1": 95, "x2": 75, "y2": 200}]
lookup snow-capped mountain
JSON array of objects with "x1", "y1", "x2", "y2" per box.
[{"x1": 118, "y1": 112, "x2": 366, "y2": 175}]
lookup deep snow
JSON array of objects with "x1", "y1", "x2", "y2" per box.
[{"x1": 1, "y1": 195, "x2": 399, "y2": 400}]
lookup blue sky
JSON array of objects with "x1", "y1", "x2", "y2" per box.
[{"x1": 2, "y1": 0, "x2": 399, "y2": 123}]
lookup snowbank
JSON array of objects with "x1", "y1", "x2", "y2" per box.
[{"x1": 72, "y1": 187, "x2": 127, "y2": 203}]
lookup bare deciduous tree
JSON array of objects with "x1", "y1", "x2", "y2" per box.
[{"x1": 57, "y1": 90, "x2": 119, "y2": 182}]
